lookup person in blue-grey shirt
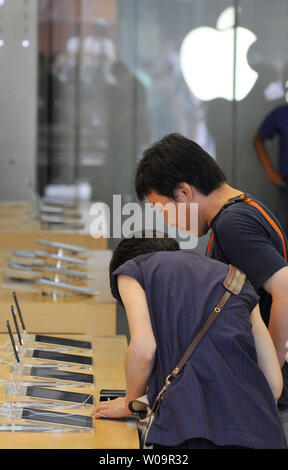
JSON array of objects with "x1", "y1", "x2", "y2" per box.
[
  {"x1": 253, "y1": 104, "x2": 288, "y2": 235},
  {"x1": 92, "y1": 233, "x2": 286, "y2": 449}
]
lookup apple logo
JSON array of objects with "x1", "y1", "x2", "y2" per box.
[{"x1": 179, "y1": 7, "x2": 259, "y2": 101}]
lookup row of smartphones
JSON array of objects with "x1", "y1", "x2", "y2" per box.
[
  {"x1": 9, "y1": 241, "x2": 125, "y2": 428},
  {"x1": 17, "y1": 388, "x2": 127, "y2": 429},
  {"x1": 5, "y1": 293, "x2": 94, "y2": 429},
  {"x1": 8, "y1": 237, "x2": 98, "y2": 296},
  {"x1": 5, "y1": 293, "x2": 129, "y2": 429}
]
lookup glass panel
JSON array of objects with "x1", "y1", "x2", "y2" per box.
[
  {"x1": 37, "y1": 0, "x2": 236, "y2": 253},
  {"x1": 38, "y1": 0, "x2": 80, "y2": 191},
  {"x1": 118, "y1": 0, "x2": 234, "y2": 181},
  {"x1": 236, "y1": 0, "x2": 288, "y2": 218}
]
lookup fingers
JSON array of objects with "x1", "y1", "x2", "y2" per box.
[
  {"x1": 91, "y1": 400, "x2": 132, "y2": 420},
  {"x1": 91, "y1": 404, "x2": 110, "y2": 417},
  {"x1": 91, "y1": 400, "x2": 119, "y2": 418}
]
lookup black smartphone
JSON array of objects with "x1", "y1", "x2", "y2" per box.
[
  {"x1": 99, "y1": 389, "x2": 126, "y2": 402},
  {"x1": 32, "y1": 350, "x2": 93, "y2": 365},
  {"x1": 34, "y1": 335, "x2": 92, "y2": 350},
  {"x1": 26, "y1": 387, "x2": 94, "y2": 405},
  {"x1": 21, "y1": 408, "x2": 93, "y2": 429},
  {"x1": 30, "y1": 367, "x2": 94, "y2": 384}
]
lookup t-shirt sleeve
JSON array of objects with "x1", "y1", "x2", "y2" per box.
[
  {"x1": 257, "y1": 109, "x2": 278, "y2": 140},
  {"x1": 110, "y1": 259, "x2": 145, "y2": 305},
  {"x1": 215, "y1": 210, "x2": 287, "y2": 292},
  {"x1": 240, "y1": 278, "x2": 260, "y2": 313}
]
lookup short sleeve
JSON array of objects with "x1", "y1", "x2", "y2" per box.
[
  {"x1": 257, "y1": 109, "x2": 278, "y2": 140},
  {"x1": 215, "y1": 210, "x2": 287, "y2": 292},
  {"x1": 110, "y1": 259, "x2": 145, "y2": 305},
  {"x1": 241, "y1": 278, "x2": 260, "y2": 313}
]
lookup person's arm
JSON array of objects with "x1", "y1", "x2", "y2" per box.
[
  {"x1": 250, "y1": 303, "x2": 283, "y2": 400},
  {"x1": 253, "y1": 133, "x2": 285, "y2": 187},
  {"x1": 92, "y1": 275, "x2": 156, "y2": 419},
  {"x1": 263, "y1": 266, "x2": 288, "y2": 367}
]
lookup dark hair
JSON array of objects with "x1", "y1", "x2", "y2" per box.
[
  {"x1": 109, "y1": 230, "x2": 180, "y2": 280},
  {"x1": 135, "y1": 133, "x2": 227, "y2": 201}
]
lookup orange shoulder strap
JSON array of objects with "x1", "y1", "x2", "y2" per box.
[
  {"x1": 206, "y1": 231, "x2": 214, "y2": 257},
  {"x1": 206, "y1": 197, "x2": 288, "y2": 262}
]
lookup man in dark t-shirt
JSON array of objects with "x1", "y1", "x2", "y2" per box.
[
  {"x1": 134, "y1": 133, "x2": 288, "y2": 435},
  {"x1": 208, "y1": 194, "x2": 287, "y2": 328},
  {"x1": 207, "y1": 193, "x2": 288, "y2": 413}
]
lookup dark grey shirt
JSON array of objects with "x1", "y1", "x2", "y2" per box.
[{"x1": 208, "y1": 193, "x2": 288, "y2": 409}]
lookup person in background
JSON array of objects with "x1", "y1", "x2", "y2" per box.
[
  {"x1": 134, "y1": 132, "x2": 288, "y2": 440},
  {"x1": 253, "y1": 103, "x2": 288, "y2": 235},
  {"x1": 92, "y1": 233, "x2": 286, "y2": 449}
]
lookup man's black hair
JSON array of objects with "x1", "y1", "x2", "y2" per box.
[
  {"x1": 135, "y1": 133, "x2": 227, "y2": 201},
  {"x1": 109, "y1": 231, "x2": 180, "y2": 281}
]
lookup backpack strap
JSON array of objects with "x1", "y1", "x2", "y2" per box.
[{"x1": 206, "y1": 194, "x2": 287, "y2": 261}]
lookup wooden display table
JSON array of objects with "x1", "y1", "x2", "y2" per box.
[
  {"x1": 0, "y1": 201, "x2": 108, "y2": 250},
  {"x1": 0, "y1": 250, "x2": 116, "y2": 335},
  {"x1": 0, "y1": 334, "x2": 139, "y2": 449}
]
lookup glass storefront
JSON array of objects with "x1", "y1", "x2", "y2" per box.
[{"x1": 37, "y1": 0, "x2": 288, "y2": 253}]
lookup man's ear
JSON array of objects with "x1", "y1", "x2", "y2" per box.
[{"x1": 174, "y1": 183, "x2": 194, "y2": 202}]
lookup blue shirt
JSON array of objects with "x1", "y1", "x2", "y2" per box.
[
  {"x1": 258, "y1": 104, "x2": 288, "y2": 175},
  {"x1": 111, "y1": 250, "x2": 287, "y2": 449}
]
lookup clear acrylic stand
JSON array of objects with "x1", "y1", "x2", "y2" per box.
[
  {"x1": 0, "y1": 423, "x2": 73, "y2": 433},
  {"x1": 19, "y1": 348, "x2": 93, "y2": 370},
  {"x1": 0, "y1": 410, "x2": 93, "y2": 433},
  {"x1": 4, "y1": 380, "x2": 90, "y2": 391},
  {"x1": 11, "y1": 406, "x2": 93, "y2": 431},
  {"x1": 36, "y1": 279, "x2": 98, "y2": 298},
  {"x1": 10, "y1": 364, "x2": 94, "y2": 386},
  {"x1": 19, "y1": 332, "x2": 93, "y2": 355},
  {"x1": 19, "y1": 342, "x2": 92, "y2": 358},
  {"x1": 0, "y1": 398, "x2": 94, "y2": 432},
  {"x1": 5, "y1": 384, "x2": 94, "y2": 409}
]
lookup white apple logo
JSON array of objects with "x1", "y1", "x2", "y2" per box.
[{"x1": 179, "y1": 7, "x2": 258, "y2": 101}]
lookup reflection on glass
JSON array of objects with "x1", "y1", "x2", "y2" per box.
[
  {"x1": 179, "y1": 7, "x2": 258, "y2": 102},
  {"x1": 37, "y1": 1, "x2": 238, "y2": 206}
]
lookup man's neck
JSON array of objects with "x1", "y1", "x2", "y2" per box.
[{"x1": 201, "y1": 184, "x2": 245, "y2": 227}]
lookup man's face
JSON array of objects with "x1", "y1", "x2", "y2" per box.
[{"x1": 146, "y1": 190, "x2": 200, "y2": 235}]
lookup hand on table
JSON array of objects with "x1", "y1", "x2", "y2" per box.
[{"x1": 91, "y1": 397, "x2": 132, "y2": 419}]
